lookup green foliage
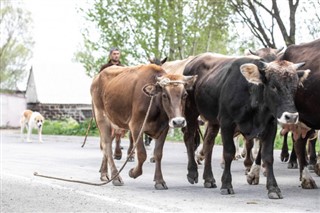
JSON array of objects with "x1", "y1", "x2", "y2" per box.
[
  {"x1": 41, "y1": 118, "x2": 98, "y2": 136},
  {"x1": 0, "y1": 0, "x2": 34, "y2": 89},
  {"x1": 75, "y1": 0, "x2": 231, "y2": 77}
]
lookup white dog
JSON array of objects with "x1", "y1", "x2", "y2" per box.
[{"x1": 20, "y1": 109, "x2": 44, "y2": 142}]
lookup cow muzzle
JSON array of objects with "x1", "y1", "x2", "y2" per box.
[
  {"x1": 169, "y1": 117, "x2": 186, "y2": 128},
  {"x1": 277, "y1": 112, "x2": 299, "y2": 124}
]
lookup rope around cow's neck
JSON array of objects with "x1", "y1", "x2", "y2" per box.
[{"x1": 34, "y1": 96, "x2": 155, "y2": 186}]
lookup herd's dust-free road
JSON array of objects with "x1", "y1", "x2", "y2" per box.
[{"x1": 1, "y1": 129, "x2": 319, "y2": 212}]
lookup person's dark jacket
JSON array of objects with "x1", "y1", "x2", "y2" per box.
[{"x1": 99, "y1": 60, "x2": 124, "y2": 72}]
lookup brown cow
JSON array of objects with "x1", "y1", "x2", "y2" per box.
[{"x1": 91, "y1": 64, "x2": 197, "y2": 189}]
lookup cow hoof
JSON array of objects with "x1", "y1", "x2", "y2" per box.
[
  {"x1": 244, "y1": 167, "x2": 251, "y2": 175},
  {"x1": 100, "y1": 175, "x2": 110, "y2": 181},
  {"x1": 247, "y1": 174, "x2": 259, "y2": 185},
  {"x1": 280, "y1": 153, "x2": 289, "y2": 162},
  {"x1": 301, "y1": 178, "x2": 318, "y2": 189},
  {"x1": 112, "y1": 178, "x2": 124, "y2": 186},
  {"x1": 112, "y1": 176, "x2": 124, "y2": 186},
  {"x1": 220, "y1": 188, "x2": 234, "y2": 195},
  {"x1": 127, "y1": 156, "x2": 135, "y2": 162},
  {"x1": 234, "y1": 154, "x2": 242, "y2": 160},
  {"x1": 287, "y1": 162, "x2": 298, "y2": 169},
  {"x1": 155, "y1": 182, "x2": 168, "y2": 190},
  {"x1": 268, "y1": 191, "x2": 283, "y2": 199},
  {"x1": 114, "y1": 155, "x2": 122, "y2": 160},
  {"x1": 128, "y1": 168, "x2": 142, "y2": 179},
  {"x1": 187, "y1": 173, "x2": 198, "y2": 184},
  {"x1": 204, "y1": 181, "x2": 217, "y2": 188},
  {"x1": 150, "y1": 157, "x2": 155, "y2": 163}
]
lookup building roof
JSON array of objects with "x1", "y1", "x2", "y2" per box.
[{"x1": 26, "y1": 62, "x2": 92, "y2": 105}]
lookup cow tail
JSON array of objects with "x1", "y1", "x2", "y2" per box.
[{"x1": 81, "y1": 101, "x2": 95, "y2": 148}]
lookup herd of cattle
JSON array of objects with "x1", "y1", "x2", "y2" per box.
[{"x1": 90, "y1": 38, "x2": 320, "y2": 199}]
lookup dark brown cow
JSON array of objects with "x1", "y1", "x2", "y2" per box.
[
  {"x1": 91, "y1": 64, "x2": 197, "y2": 189},
  {"x1": 279, "y1": 39, "x2": 320, "y2": 187}
]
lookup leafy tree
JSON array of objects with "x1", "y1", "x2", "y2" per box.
[
  {"x1": 75, "y1": 0, "x2": 231, "y2": 77},
  {"x1": 0, "y1": 0, "x2": 34, "y2": 90}
]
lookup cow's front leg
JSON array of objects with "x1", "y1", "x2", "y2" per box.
[
  {"x1": 260, "y1": 123, "x2": 282, "y2": 199},
  {"x1": 153, "y1": 127, "x2": 169, "y2": 190},
  {"x1": 202, "y1": 121, "x2": 219, "y2": 188},
  {"x1": 220, "y1": 121, "x2": 236, "y2": 195},
  {"x1": 128, "y1": 128, "x2": 146, "y2": 179}
]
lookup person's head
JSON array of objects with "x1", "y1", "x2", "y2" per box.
[{"x1": 109, "y1": 47, "x2": 121, "y2": 63}]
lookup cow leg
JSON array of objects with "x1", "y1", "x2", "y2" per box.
[
  {"x1": 260, "y1": 123, "x2": 282, "y2": 199},
  {"x1": 128, "y1": 127, "x2": 147, "y2": 179},
  {"x1": 182, "y1": 113, "x2": 199, "y2": 184},
  {"x1": 247, "y1": 142, "x2": 261, "y2": 185},
  {"x1": 202, "y1": 121, "x2": 219, "y2": 188},
  {"x1": 220, "y1": 120, "x2": 236, "y2": 195},
  {"x1": 153, "y1": 127, "x2": 169, "y2": 190},
  {"x1": 280, "y1": 132, "x2": 290, "y2": 162},
  {"x1": 307, "y1": 134, "x2": 317, "y2": 171},
  {"x1": 243, "y1": 138, "x2": 254, "y2": 175},
  {"x1": 127, "y1": 132, "x2": 135, "y2": 162},
  {"x1": 113, "y1": 133, "x2": 122, "y2": 160},
  {"x1": 94, "y1": 108, "x2": 123, "y2": 186},
  {"x1": 287, "y1": 140, "x2": 298, "y2": 169},
  {"x1": 295, "y1": 130, "x2": 317, "y2": 189}
]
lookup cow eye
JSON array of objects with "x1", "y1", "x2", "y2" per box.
[
  {"x1": 182, "y1": 92, "x2": 188, "y2": 99},
  {"x1": 271, "y1": 85, "x2": 277, "y2": 92},
  {"x1": 162, "y1": 93, "x2": 168, "y2": 99}
]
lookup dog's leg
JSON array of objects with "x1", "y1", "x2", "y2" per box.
[
  {"x1": 27, "y1": 123, "x2": 32, "y2": 142},
  {"x1": 20, "y1": 122, "x2": 25, "y2": 141},
  {"x1": 38, "y1": 127, "x2": 43, "y2": 142}
]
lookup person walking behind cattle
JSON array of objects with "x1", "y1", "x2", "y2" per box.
[
  {"x1": 82, "y1": 47, "x2": 126, "y2": 160},
  {"x1": 99, "y1": 47, "x2": 124, "y2": 72}
]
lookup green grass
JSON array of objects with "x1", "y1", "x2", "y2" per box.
[{"x1": 40, "y1": 119, "x2": 319, "y2": 151}]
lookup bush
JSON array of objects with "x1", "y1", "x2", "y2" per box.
[{"x1": 42, "y1": 118, "x2": 99, "y2": 136}]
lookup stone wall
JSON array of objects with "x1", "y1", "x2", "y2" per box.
[{"x1": 27, "y1": 103, "x2": 92, "y2": 122}]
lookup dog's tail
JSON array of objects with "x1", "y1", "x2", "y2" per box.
[{"x1": 81, "y1": 117, "x2": 93, "y2": 148}]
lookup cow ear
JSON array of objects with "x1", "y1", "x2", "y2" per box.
[
  {"x1": 184, "y1": 75, "x2": 198, "y2": 90},
  {"x1": 297, "y1": 69, "x2": 310, "y2": 85},
  {"x1": 142, "y1": 84, "x2": 161, "y2": 97},
  {"x1": 240, "y1": 63, "x2": 263, "y2": 85}
]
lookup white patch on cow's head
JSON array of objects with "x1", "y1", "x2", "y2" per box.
[{"x1": 240, "y1": 63, "x2": 263, "y2": 85}]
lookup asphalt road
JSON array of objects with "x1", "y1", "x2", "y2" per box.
[{"x1": 1, "y1": 129, "x2": 320, "y2": 212}]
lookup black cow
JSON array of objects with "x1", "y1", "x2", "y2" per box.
[
  {"x1": 182, "y1": 52, "x2": 309, "y2": 199},
  {"x1": 279, "y1": 39, "x2": 320, "y2": 186}
]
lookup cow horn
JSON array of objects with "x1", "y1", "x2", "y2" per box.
[
  {"x1": 276, "y1": 47, "x2": 284, "y2": 54},
  {"x1": 259, "y1": 61, "x2": 269, "y2": 70},
  {"x1": 292, "y1": 62, "x2": 305, "y2": 70},
  {"x1": 249, "y1": 49, "x2": 258, "y2": 56},
  {"x1": 183, "y1": 76, "x2": 195, "y2": 81}
]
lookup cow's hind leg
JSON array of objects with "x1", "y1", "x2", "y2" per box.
[
  {"x1": 128, "y1": 127, "x2": 147, "y2": 179},
  {"x1": 113, "y1": 133, "x2": 122, "y2": 160},
  {"x1": 95, "y1": 109, "x2": 123, "y2": 186},
  {"x1": 153, "y1": 127, "x2": 169, "y2": 190},
  {"x1": 280, "y1": 132, "x2": 290, "y2": 162}
]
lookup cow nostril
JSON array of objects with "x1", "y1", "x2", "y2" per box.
[{"x1": 285, "y1": 115, "x2": 290, "y2": 121}]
